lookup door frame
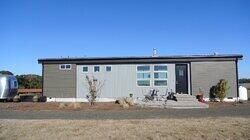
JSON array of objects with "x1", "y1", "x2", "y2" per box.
[{"x1": 175, "y1": 64, "x2": 189, "y2": 94}]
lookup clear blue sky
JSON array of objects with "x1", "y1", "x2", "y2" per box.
[{"x1": 0, "y1": 0, "x2": 249, "y2": 78}]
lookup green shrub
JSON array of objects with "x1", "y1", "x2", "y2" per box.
[
  {"x1": 215, "y1": 79, "x2": 230, "y2": 102},
  {"x1": 209, "y1": 86, "x2": 217, "y2": 101}
]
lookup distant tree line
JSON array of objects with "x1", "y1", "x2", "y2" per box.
[
  {"x1": 239, "y1": 78, "x2": 250, "y2": 83},
  {"x1": 0, "y1": 70, "x2": 42, "y2": 89},
  {"x1": 15, "y1": 74, "x2": 42, "y2": 89}
]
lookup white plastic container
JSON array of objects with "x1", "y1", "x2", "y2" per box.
[{"x1": 239, "y1": 86, "x2": 248, "y2": 101}]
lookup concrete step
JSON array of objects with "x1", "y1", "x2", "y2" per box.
[
  {"x1": 176, "y1": 98, "x2": 197, "y2": 101},
  {"x1": 175, "y1": 94, "x2": 198, "y2": 102},
  {"x1": 175, "y1": 94, "x2": 196, "y2": 98},
  {"x1": 175, "y1": 94, "x2": 195, "y2": 97},
  {"x1": 136, "y1": 100, "x2": 209, "y2": 109},
  {"x1": 166, "y1": 100, "x2": 207, "y2": 105}
]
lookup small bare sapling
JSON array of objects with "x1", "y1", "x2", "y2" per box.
[{"x1": 85, "y1": 75, "x2": 105, "y2": 105}]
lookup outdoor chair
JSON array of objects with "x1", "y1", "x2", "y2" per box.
[{"x1": 143, "y1": 89, "x2": 159, "y2": 102}]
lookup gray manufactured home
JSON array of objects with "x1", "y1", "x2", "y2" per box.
[{"x1": 38, "y1": 54, "x2": 242, "y2": 101}]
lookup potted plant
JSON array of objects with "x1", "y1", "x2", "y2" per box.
[{"x1": 196, "y1": 88, "x2": 204, "y2": 102}]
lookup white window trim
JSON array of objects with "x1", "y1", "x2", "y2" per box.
[
  {"x1": 106, "y1": 65, "x2": 112, "y2": 72},
  {"x1": 153, "y1": 64, "x2": 168, "y2": 87},
  {"x1": 82, "y1": 66, "x2": 88, "y2": 73},
  {"x1": 136, "y1": 65, "x2": 151, "y2": 87},
  {"x1": 59, "y1": 64, "x2": 72, "y2": 70}
]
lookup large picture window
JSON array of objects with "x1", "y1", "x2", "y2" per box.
[
  {"x1": 154, "y1": 65, "x2": 167, "y2": 86},
  {"x1": 137, "y1": 66, "x2": 150, "y2": 86}
]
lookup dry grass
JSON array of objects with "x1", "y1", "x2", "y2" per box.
[{"x1": 0, "y1": 117, "x2": 249, "y2": 140}]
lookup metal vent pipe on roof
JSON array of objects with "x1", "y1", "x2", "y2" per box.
[{"x1": 152, "y1": 48, "x2": 158, "y2": 57}]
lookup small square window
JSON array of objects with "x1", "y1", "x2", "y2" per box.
[
  {"x1": 66, "y1": 64, "x2": 71, "y2": 69},
  {"x1": 83, "y1": 67, "x2": 88, "y2": 72},
  {"x1": 59, "y1": 64, "x2": 71, "y2": 70},
  {"x1": 106, "y1": 66, "x2": 111, "y2": 72},
  {"x1": 94, "y1": 66, "x2": 100, "y2": 72},
  {"x1": 60, "y1": 65, "x2": 65, "y2": 69},
  {"x1": 179, "y1": 70, "x2": 184, "y2": 76}
]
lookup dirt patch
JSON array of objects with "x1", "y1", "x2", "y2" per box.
[
  {"x1": 0, "y1": 117, "x2": 249, "y2": 140},
  {"x1": 207, "y1": 101, "x2": 250, "y2": 108},
  {"x1": 0, "y1": 102, "x2": 128, "y2": 111},
  {"x1": 0, "y1": 101, "x2": 249, "y2": 111}
]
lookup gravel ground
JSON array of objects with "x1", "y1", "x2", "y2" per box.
[{"x1": 0, "y1": 103, "x2": 249, "y2": 120}]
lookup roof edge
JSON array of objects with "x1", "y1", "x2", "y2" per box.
[{"x1": 38, "y1": 54, "x2": 243, "y2": 64}]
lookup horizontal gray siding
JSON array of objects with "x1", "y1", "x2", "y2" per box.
[
  {"x1": 43, "y1": 64, "x2": 76, "y2": 98},
  {"x1": 191, "y1": 61, "x2": 237, "y2": 98}
]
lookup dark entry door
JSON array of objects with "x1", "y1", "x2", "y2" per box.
[{"x1": 176, "y1": 64, "x2": 188, "y2": 94}]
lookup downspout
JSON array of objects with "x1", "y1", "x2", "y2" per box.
[
  {"x1": 42, "y1": 64, "x2": 44, "y2": 97},
  {"x1": 236, "y1": 59, "x2": 239, "y2": 98},
  {"x1": 189, "y1": 62, "x2": 192, "y2": 95}
]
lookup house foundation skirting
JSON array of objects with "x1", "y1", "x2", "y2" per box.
[
  {"x1": 203, "y1": 97, "x2": 239, "y2": 102},
  {"x1": 46, "y1": 97, "x2": 239, "y2": 103}
]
